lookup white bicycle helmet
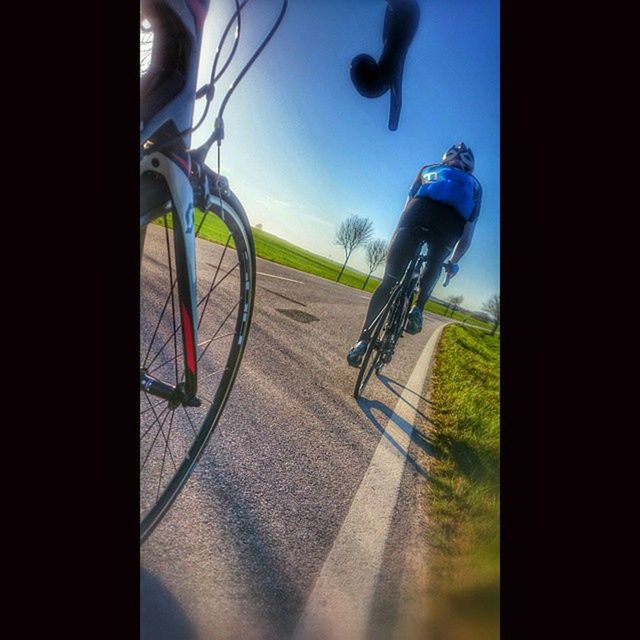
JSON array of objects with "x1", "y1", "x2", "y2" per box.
[{"x1": 442, "y1": 142, "x2": 474, "y2": 173}]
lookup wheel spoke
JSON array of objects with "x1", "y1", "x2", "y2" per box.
[
  {"x1": 141, "y1": 403, "x2": 169, "y2": 441},
  {"x1": 198, "y1": 261, "x2": 239, "y2": 313},
  {"x1": 194, "y1": 208, "x2": 211, "y2": 239},
  {"x1": 182, "y1": 405, "x2": 198, "y2": 437},
  {"x1": 200, "y1": 366, "x2": 227, "y2": 383},
  {"x1": 144, "y1": 261, "x2": 239, "y2": 371},
  {"x1": 141, "y1": 393, "x2": 178, "y2": 473},
  {"x1": 197, "y1": 301, "x2": 240, "y2": 364},
  {"x1": 198, "y1": 235, "x2": 232, "y2": 330},
  {"x1": 142, "y1": 276, "x2": 177, "y2": 369},
  {"x1": 141, "y1": 398, "x2": 167, "y2": 417},
  {"x1": 174, "y1": 303, "x2": 238, "y2": 388},
  {"x1": 143, "y1": 421, "x2": 179, "y2": 476},
  {"x1": 140, "y1": 405, "x2": 171, "y2": 473},
  {"x1": 148, "y1": 333, "x2": 235, "y2": 376},
  {"x1": 156, "y1": 411, "x2": 177, "y2": 500}
]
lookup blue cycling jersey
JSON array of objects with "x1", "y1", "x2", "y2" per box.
[{"x1": 409, "y1": 163, "x2": 482, "y2": 221}]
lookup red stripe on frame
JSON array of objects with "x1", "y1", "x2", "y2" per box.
[
  {"x1": 169, "y1": 152, "x2": 191, "y2": 176},
  {"x1": 187, "y1": 0, "x2": 207, "y2": 29},
  {"x1": 181, "y1": 303, "x2": 196, "y2": 374}
]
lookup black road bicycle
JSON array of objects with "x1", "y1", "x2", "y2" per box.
[
  {"x1": 353, "y1": 239, "x2": 451, "y2": 399},
  {"x1": 140, "y1": 0, "x2": 288, "y2": 543}
]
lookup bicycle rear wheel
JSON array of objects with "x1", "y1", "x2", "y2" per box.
[
  {"x1": 353, "y1": 288, "x2": 402, "y2": 399},
  {"x1": 140, "y1": 181, "x2": 255, "y2": 543}
]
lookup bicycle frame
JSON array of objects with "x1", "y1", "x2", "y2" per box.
[
  {"x1": 367, "y1": 241, "x2": 431, "y2": 371},
  {"x1": 405, "y1": 242, "x2": 428, "y2": 301},
  {"x1": 366, "y1": 241, "x2": 427, "y2": 337},
  {"x1": 387, "y1": 256, "x2": 420, "y2": 340}
]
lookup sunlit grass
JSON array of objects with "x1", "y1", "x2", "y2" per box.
[{"x1": 426, "y1": 324, "x2": 500, "y2": 639}]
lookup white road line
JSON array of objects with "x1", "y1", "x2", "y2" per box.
[
  {"x1": 256, "y1": 271, "x2": 304, "y2": 284},
  {"x1": 255, "y1": 257, "x2": 377, "y2": 292},
  {"x1": 293, "y1": 324, "x2": 447, "y2": 640}
]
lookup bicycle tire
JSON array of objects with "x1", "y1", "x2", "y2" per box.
[
  {"x1": 353, "y1": 287, "x2": 402, "y2": 399},
  {"x1": 140, "y1": 184, "x2": 256, "y2": 544}
]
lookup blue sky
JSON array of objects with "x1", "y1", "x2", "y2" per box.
[{"x1": 191, "y1": 0, "x2": 499, "y2": 311}]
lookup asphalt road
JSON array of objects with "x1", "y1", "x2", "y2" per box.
[{"x1": 141, "y1": 228, "x2": 448, "y2": 640}]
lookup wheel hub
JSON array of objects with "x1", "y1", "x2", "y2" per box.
[{"x1": 140, "y1": 370, "x2": 202, "y2": 408}]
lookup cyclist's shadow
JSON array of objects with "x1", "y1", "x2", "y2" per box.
[
  {"x1": 140, "y1": 569, "x2": 198, "y2": 640},
  {"x1": 355, "y1": 384, "x2": 439, "y2": 480}
]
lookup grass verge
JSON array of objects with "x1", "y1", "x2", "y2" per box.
[{"x1": 425, "y1": 324, "x2": 500, "y2": 640}]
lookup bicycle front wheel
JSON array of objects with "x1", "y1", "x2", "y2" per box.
[{"x1": 140, "y1": 185, "x2": 256, "y2": 543}]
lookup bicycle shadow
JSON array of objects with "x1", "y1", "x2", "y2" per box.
[
  {"x1": 355, "y1": 396, "x2": 440, "y2": 480},
  {"x1": 140, "y1": 569, "x2": 198, "y2": 640},
  {"x1": 376, "y1": 373, "x2": 433, "y2": 416},
  {"x1": 377, "y1": 373, "x2": 433, "y2": 424}
]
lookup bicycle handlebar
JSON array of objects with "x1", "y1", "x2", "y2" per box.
[{"x1": 350, "y1": 0, "x2": 420, "y2": 131}]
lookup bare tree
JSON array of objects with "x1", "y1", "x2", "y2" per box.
[
  {"x1": 446, "y1": 294, "x2": 464, "y2": 317},
  {"x1": 335, "y1": 215, "x2": 374, "y2": 282},
  {"x1": 482, "y1": 293, "x2": 501, "y2": 335},
  {"x1": 452, "y1": 295, "x2": 464, "y2": 316},
  {"x1": 444, "y1": 295, "x2": 454, "y2": 316},
  {"x1": 361, "y1": 239, "x2": 388, "y2": 289}
]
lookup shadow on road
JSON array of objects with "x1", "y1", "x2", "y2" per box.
[
  {"x1": 356, "y1": 396, "x2": 438, "y2": 479},
  {"x1": 378, "y1": 372, "x2": 433, "y2": 404},
  {"x1": 376, "y1": 373, "x2": 433, "y2": 421},
  {"x1": 260, "y1": 286, "x2": 307, "y2": 307},
  {"x1": 140, "y1": 569, "x2": 198, "y2": 640},
  {"x1": 275, "y1": 308, "x2": 319, "y2": 323},
  {"x1": 208, "y1": 475, "x2": 303, "y2": 638}
]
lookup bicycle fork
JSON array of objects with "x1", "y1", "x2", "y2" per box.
[{"x1": 140, "y1": 150, "x2": 200, "y2": 407}]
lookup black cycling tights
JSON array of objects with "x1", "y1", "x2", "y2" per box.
[{"x1": 358, "y1": 198, "x2": 463, "y2": 341}]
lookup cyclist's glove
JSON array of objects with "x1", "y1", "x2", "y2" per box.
[{"x1": 444, "y1": 262, "x2": 460, "y2": 277}]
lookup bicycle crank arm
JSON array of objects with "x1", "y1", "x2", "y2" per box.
[{"x1": 140, "y1": 370, "x2": 202, "y2": 408}]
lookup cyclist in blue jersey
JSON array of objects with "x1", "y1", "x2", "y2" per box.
[{"x1": 347, "y1": 142, "x2": 482, "y2": 367}]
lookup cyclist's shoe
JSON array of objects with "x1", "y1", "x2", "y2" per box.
[
  {"x1": 347, "y1": 340, "x2": 369, "y2": 367},
  {"x1": 405, "y1": 306, "x2": 423, "y2": 334}
]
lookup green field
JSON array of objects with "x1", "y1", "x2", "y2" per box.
[
  {"x1": 425, "y1": 325, "x2": 500, "y2": 640},
  {"x1": 155, "y1": 210, "x2": 490, "y2": 327}
]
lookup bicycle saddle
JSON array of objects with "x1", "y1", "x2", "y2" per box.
[{"x1": 350, "y1": 0, "x2": 420, "y2": 131}]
